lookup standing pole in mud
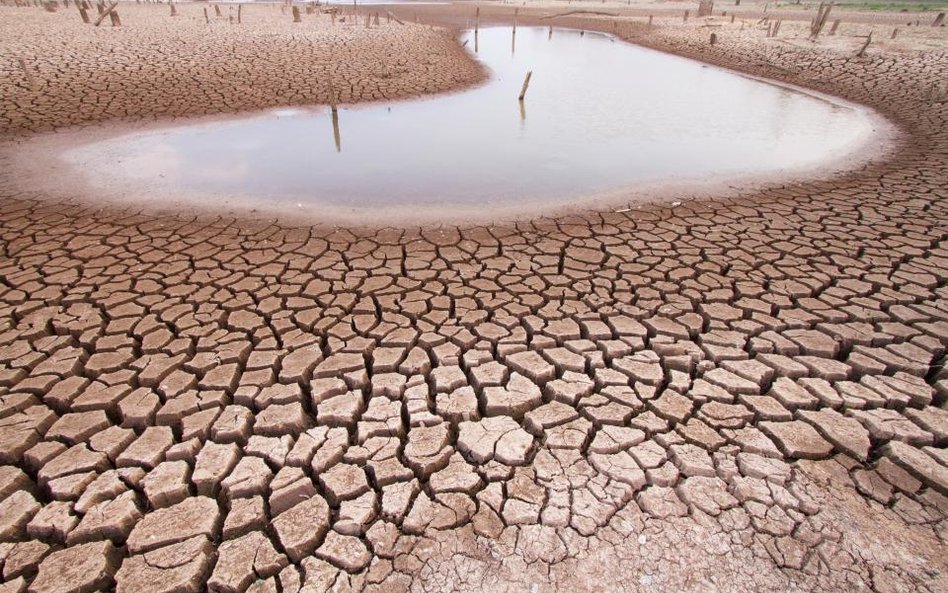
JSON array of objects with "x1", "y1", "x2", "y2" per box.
[
  {"x1": 17, "y1": 58, "x2": 37, "y2": 92},
  {"x1": 809, "y1": 2, "x2": 832, "y2": 40},
  {"x1": 856, "y1": 31, "x2": 872, "y2": 57},
  {"x1": 475, "y1": 6, "x2": 479, "y2": 33},
  {"x1": 93, "y1": 1, "x2": 116, "y2": 26},
  {"x1": 518, "y1": 71, "x2": 532, "y2": 101},
  {"x1": 237, "y1": 4, "x2": 241, "y2": 23}
]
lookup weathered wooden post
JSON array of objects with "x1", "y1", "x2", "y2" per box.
[
  {"x1": 214, "y1": 4, "x2": 221, "y2": 16},
  {"x1": 93, "y1": 1, "x2": 116, "y2": 26},
  {"x1": 77, "y1": 2, "x2": 89, "y2": 22},
  {"x1": 856, "y1": 31, "x2": 872, "y2": 57},
  {"x1": 684, "y1": 9, "x2": 689, "y2": 22},
  {"x1": 475, "y1": 6, "x2": 479, "y2": 33},
  {"x1": 292, "y1": 5, "x2": 300, "y2": 22},
  {"x1": 170, "y1": 2, "x2": 176, "y2": 17},
  {"x1": 932, "y1": 12, "x2": 945, "y2": 27},
  {"x1": 710, "y1": 32, "x2": 717, "y2": 44},
  {"x1": 204, "y1": 6, "x2": 209, "y2": 23},
  {"x1": 17, "y1": 58, "x2": 37, "y2": 92},
  {"x1": 518, "y1": 71, "x2": 532, "y2": 101},
  {"x1": 237, "y1": 4, "x2": 241, "y2": 23},
  {"x1": 109, "y1": 8, "x2": 119, "y2": 25},
  {"x1": 890, "y1": 27, "x2": 898, "y2": 39},
  {"x1": 810, "y1": 2, "x2": 832, "y2": 39}
]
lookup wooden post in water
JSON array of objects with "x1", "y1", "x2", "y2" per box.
[
  {"x1": 518, "y1": 71, "x2": 532, "y2": 101},
  {"x1": 331, "y1": 110, "x2": 341, "y2": 152}
]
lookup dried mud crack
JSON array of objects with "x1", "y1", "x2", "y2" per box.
[{"x1": 0, "y1": 3, "x2": 947, "y2": 593}]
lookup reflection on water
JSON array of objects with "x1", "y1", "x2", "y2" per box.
[{"x1": 75, "y1": 27, "x2": 881, "y2": 209}]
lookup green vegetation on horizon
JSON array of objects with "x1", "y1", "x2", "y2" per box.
[{"x1": 772, "y1": 2, "x2": 942, "y2": 11}]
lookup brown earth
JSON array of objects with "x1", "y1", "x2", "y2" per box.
[{"x1": 1, "y1": 2, "x2": 947, "y2": 593}]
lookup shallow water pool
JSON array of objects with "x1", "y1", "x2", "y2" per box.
[{"x1": 47, "y1": 27, "x2": 888, "y2": 219}]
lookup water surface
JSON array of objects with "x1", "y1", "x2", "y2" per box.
[{"x1": 57, "y1": 27, "x2": 886, "y2": 216}]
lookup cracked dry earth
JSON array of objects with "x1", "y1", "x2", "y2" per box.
[{"x1": 1, "y1": 5, "x2": 948, "y2": 593}]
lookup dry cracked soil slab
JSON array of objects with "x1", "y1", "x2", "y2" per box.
[{"x1": 0, "y1": 3, "x2": 947, "y2": 593}]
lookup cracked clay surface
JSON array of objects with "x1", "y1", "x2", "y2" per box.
[{"x1": 0, "y1": 3, "x2": 947, "y2": 593}]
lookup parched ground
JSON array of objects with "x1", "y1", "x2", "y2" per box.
[
  {"x1": 1, "y1": 2, "x2": 948, "y2": 593},
  {"x1": 0, "y1": 3, "x2": 484, "y2": 134}
]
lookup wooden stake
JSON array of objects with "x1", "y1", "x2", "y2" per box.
[
  {"x1": 237, "y1": 3, "x2": 241, "y2": 23},
  {"x1": 214, "y1": 4, "x2": 221, "y2": 16},
  {"x1": 932, "y1": 12, "x2": 945, "y2": 27},
  {"x1": 204, "y1": 6, "x2": 209, "y2": 23},
  {"x1": 890, "y1": 27, "x2": 898, "y2": 39},
  {"x1": 475, "y1": 6, "x2": 479, "y2": 33},
  {"x1": 810, "y1": 2, "x2": 832, "y2": 40},
  {"x1": 331, "y1": 110, "x2": 341, "y2": 152},
  {"x1": 77, "y1": 2, "x2": 89, "y2": 22},
  {"x1": 829, "y1": 18, "x2": 840, "y2": 35},
  {"x1": 109, "y1": 9, "x2": 119, "y2": 25},
  {"x1": 710, "y1": 32, "x2": 717, "y2": 44},
  {"x1": 292, "y1": 5, "x2": 300, "y2": 22},
  {"x1": 170, "y1": 2, "x2": 176, "y2": 17},
  {"x1": 856, "y1": 32, "x2": 872, "y2": 57},
  {"x1": 17, "y1": 58, "x2": 37, "y2": 92},
  {"x1": 93, "y1": 1, "x2": 116, "y2": 26},
  {"x1": 328, "y1": 75, "x2": 338, "y2": 114},
  {"x1": 518, "y1": 70, "x2": 532, "y2": 101}
]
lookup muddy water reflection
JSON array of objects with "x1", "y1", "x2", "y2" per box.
[{"x1": 66, "y1": 27, "x2": 885, "y2": 212}]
